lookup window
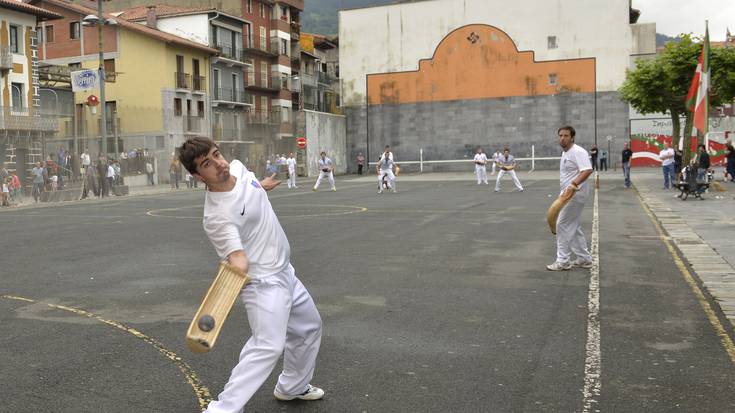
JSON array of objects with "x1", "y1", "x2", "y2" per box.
[
  {"x1": 68, "y1": 62, "x2": 81, "y2": 70},
  {"x1": 44, "y1": 25, "x2": 55, "y2": 43},
  {"x1": 213, "y1": 69, "x2": 220, "y2": 99},
  {"x1": 260, "y1": 3, "x2": 266, "y2": 19},
  {"x1": 547, "y1": 35, "x2": 557, "y2": 49},
  {"x1": 260, "y1": 61, "x2": 268, "y2": 87},
  {"x1": 260, "y1": 96, "x2": 268, "y2": 110},
  {"x1": 9, "y1": 25, "x2": 19, "y2": 53},
  {"x1": 246, "y1": 0, "x2": 252, "y2": 13},
  {"x1": 232, "y1": 73, "x2": 238, "y2": 101},
  {"x1": 259, "y1": 26, "x2": 266, "y2": 51},
  {"x1": 245, "y1": 60, "x2": 254, "y2": 86},
  {"x1": 548, "y1": 73, "x2": 557, "y2": 86},
  {"x1": 197, "y1": 101, "x2": 205, "y2": 118},
  {"x1": 70, "y1": 22, "x2": 80, "y2": 40},
  {"x1": 156, "y1": 135, "x2": 165, "y2": 149},
  {"x1": 104, "y1": 59, "x2": 116, "y2": 82},
  {"x1": 280, "y1": 38, "x2": 288, "y2": 56},
  {"x1": 11, "y1": 83, "x2": 23, "y2": 112},
  {"x1": 280, "y1": 5, "x2": 288, "y2": 21},
  {"x1": 174, "y1": 98, "x2": 182, "y2": 116},
  {"x1": 244, "y1": 23, "x2": 252, "y2": 48}
]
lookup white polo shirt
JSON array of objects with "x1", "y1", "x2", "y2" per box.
[
  {"x1": 286, "y1": 157, "x2": 296, "y2": 171},
  {"x1": 560, "y1": 143, "x2": 593, "y2": 194},
  {"x1": 379, "y1": 152, "x2": 395, "y2": 171},
  {"x1": 202, "y1": 160, "x2": 290, "y2": 278},
  {"x1": 474, "y1": 153, "x2": 488, "y2": 165},
  {"x1": 318, "y1": 157, "x2": 333, "y2": 172}
]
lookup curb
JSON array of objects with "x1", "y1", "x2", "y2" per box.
[{"x1": 636, "y1": 185, "x2": 735, "y2": 327}]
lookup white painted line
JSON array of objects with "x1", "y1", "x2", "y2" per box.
[{"x1": 582, "y1": 185, "x2": 602, "y2": 413}]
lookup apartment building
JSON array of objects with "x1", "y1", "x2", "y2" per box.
[
  {"x1": 0, "y1": 0, "x2": 61, "y2": 186},
  {"x1": 32, "y1": 0, "x2": 216, "y2": 183}
]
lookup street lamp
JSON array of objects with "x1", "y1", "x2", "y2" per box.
[{"x1": 81, "y1": 2, "x2": 116, "y2": 160}]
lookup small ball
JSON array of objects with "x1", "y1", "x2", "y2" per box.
[{"x1": 198, "y1": 315, "x2": 215, "y2": 332}]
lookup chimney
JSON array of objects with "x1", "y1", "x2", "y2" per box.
[{"x1": 146, "y1": 6, "x2": 157, "y2": 29}]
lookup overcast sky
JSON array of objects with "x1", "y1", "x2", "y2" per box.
[{"x1": 633, "y1": 0, "x2": 733, "y2": 41}]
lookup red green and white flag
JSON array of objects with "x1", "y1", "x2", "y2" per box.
[{"x1": 685, "y1": 25, "x2": 710, "y2": 135}]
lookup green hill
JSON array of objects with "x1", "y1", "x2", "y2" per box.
[{"x1": 302, "y1": 0, "x2": 405, "y2": 35}]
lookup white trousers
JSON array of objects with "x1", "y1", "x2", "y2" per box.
[
  {"x1": 313, "y1": 171, "x2": 335, "y2": 190},
  {"x1": 379, "y1": 169, "x2": 396, "y2": 190},
  {"x1": 205, "y1": 265, "x2": 322, "y2": 413},
  {"x1": 475, "y1": 165, "x2": 488, "y2": 184},
  {"x1": 555, "y1": 191, "x2": 592, "y2": 264},
  {"x1": 495, "y1": 169, "x2": 523, "y2": 191},
  {"x1": 287, "y1": 168, "x2": 296, "y2": 188},
  {"x1": 491, "y1": 162, "x2": 496, "y2": 174}
]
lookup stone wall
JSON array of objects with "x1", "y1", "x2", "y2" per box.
[{"x1": 345, "y1": 91, "x2": 629, "y2": 173}]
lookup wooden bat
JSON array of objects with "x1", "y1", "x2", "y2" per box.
[
  {"x1": 546, "y1": 184, "x2": 577, "y2": 235},
  {"x1": 186, "y1": 262, "x2": 251, "y2": 353}
]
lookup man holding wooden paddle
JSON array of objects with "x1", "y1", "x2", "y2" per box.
[{"x1": 179, "y1": 137, "x2": 324, "y2": 412}]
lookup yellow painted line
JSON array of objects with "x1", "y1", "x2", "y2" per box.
[
  {"x1": 0, "y1": 294, "x2": 212, "y2": 409},
  {"x1": 634, "y1": 191, "x2": 735, "y2": 365}
]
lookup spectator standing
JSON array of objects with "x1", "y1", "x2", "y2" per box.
[
  {"x1": 621, "y1": 142, "x2": 633, "y2": 189},
  {"x1": 31, "y1": 161, "x2": 44, "y2": 202},
  {"x1": 355, "y1": 152, "x2": 365, "y2": 175},
  {"x1": 599, "y1": 148, "x2": 608, "y2": 171},
  {"x1": 145, "y1": 160, "x2": 155, "y2": 185},
  {"x1": 169, "y1": 158, "x2": 180, "y2": 189},
  {"x1": 10, "y1": 172, "x2": 21, "y2": 200},
  {"x1": 659, "y1": 142, "x2": 676, "y2": 189},
  {"x1": 589, "y1": 145, "x2": 599, "y2": 171},
  {"x1": 725, "y1": 141, "x2": 735, "y2": 182}
]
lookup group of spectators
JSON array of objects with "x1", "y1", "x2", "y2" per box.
[{"x1": 0, "y1": 164, "x2": 21, "y2": 206}]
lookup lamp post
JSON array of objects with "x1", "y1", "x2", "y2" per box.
[{"x1": 82, "y1": 1, "x2": 115, "y2": 160}]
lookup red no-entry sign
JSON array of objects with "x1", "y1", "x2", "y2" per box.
[{"x1": 296, "y1": 137, "x2": 306, "y2": 149}]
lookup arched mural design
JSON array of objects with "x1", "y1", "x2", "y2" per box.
[{"x1": 367, "y1": 24, "x2": 595, "y2": 105}]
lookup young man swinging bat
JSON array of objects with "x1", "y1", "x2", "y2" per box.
[
  {"x1": 179, "y1": 137, "x2": 324, "y2": 412},
  {"x1": 546, "y1": 126, "x2": 594, "y2": 271}
]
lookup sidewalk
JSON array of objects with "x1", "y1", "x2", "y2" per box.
[{"x1": 631, "y1": 167, "x2": 735, "y2": 326}]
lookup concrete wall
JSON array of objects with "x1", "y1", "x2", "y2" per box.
[
  {"x1": 304, "y1": 109, "x2": 346, "y2": 176},
  {"x1": 346, "y1": 91, "x2": 629, "y2": 173}
]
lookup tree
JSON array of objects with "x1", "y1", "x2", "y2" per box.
[{"x1": 620, "y1": 35, "x2": 735, "y2": 163}]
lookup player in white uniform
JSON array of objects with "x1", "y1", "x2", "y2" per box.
[
  {"x1": 491, "y1": 150, "x2": 501, "y2": 175},
  {"x1": 178, "y1": 137, "x2": 324, "y2": 412},
  {"x1": 494, "y1": 148, "x2": 523, "y2": 192},
  {"x1": 473, "y1": 147, "x2": 489, "y2": 185},
  {"x1": 286, "y1": 152, "x2": 297, "y2": 189},
  {"x1": 313, "y1": 152, "x2": 336, "y2": 191},
  {"x1": 378, "y1": 145, "x2": 397, "y2": 193},
  {"x1": 546, "y1": 126, "x2": 594, "y2": 271}
]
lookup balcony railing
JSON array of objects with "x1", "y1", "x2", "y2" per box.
[
  {"x1": 175, "y1": 72, "x2": 190, "y2": 89},
  {"x1": 212, "y1": 87, "x2": 252, "y2": 105},
  {"x1": 243, "y1": 36, "x2": 279, "y2": 56},
  {"x1": 1, "y1": 46, "x2": 13, "y2": 70},
  {"x1": 215, "y1": 43, "x2": 245, "y2": 62},
  {"x1": 0, "y1": 107, "x2": 58, "y2": 131},
  {"x1": 184, "y1": 115, "x2": 202, "y2": 133},
  {"x1": 193, "y1": 75, "x2": 206, "y2": 92},
  {"x1": 316, "y1": 71, "x2": 338, "y2": 85}
]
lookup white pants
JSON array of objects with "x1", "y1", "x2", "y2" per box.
[
  {"x1": 495, "y1": 169, "x2": 523, "y2": 191},
  {"x1": 313, "y1": 171, "x2": 335, "y2": 190},
  {"x1": 491, "y1": 162, "x2": 496, "y2": 175},
  {"x1": 555, "y1": 190, "x2": 592, "y2": 264},
  {"x1": 379, "y1": 169, "x2": 396, "y2": 190},
  {"x1": 288, "y1": 168, "x2": 296, "y2": 188},
  {"x1": 205, "y1": 265, "x2": 322, "y2": 413},
  {"x1": 475, "y1": 165, "x2": 488, "y2": 184}
]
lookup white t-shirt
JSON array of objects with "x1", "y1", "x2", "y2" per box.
[
  {"x1": 318, "y1": 157, "x2": 333, "y2": 172},
  {"x1": 379, "y1": 152, "x2": 395, "y2": 171},
  {"x1": 659, "y1": 148, "x2": 675, "y2": 166},
  {"x1": 81, "y1": 153, "x2": 91, "y2": 166},
  {"x1": 474, "y1": 153, "x2": 488, "y2": 166},
  {"x1": 286, "y1": 157, "x2": 296, "y2": 171},
  {"x1": 497, "y1": 154, "x2": 515, "y2": 166},
  {"x1": 107, "y1": 165, "x2": 115, "y2": 178},
  {"x1": 492, "y1": 152, "x2": 500, "y2": 161},
  {"x1": 203, "y1": 160, "x2": 290, "y2": 278},
  {"x1": 560, "y1": 144, "x2": 593, "y2": 194}
]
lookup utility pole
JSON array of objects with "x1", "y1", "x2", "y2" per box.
[{"x1": 97, "y1": 0, "x2": 107, "y2": 159}]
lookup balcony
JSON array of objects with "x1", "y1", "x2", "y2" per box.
[
  {"x1": 245, "y1": 109, "x2": 281, "y2": 125},
  {"x1": 184, "y1": 115, "x2": 202, "y2": 134},
  {"x1": 213, "y1": 43, "x2": 246, "y2": 65},
  {"x1": 244, "y1": 71, "x2": 281, "y2": 92},
  {"x1": 290, "y1": 21, "x2": 301, "y2": 41},
  {"x1": 0, "y1": 46, "x2": 13, "y2": 71},
  {"x1": 175, "y1": 72, "x2": 190, "y2": 89},
  {"x1": 211, "y1": 87, "x2": 253, "y2": 106},
  {"x1": 0, "y1": 107, "x2": 58, "y2": 131},
  {"x1": 243, "y1": 37, "x2": 279, "y2": 58},
  {"x1": 193, "y1": 75, "x2": 206, "y2": 93}
]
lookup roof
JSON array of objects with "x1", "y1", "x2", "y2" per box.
[
  {"x1": 27, "y1": 0, "x2": 217, "y2": 54},
  {"x1": 303, "y1": 32, "x2": 338, "y2": 49},
  {"x1": 111, "y1": 4, "x2": 209, "y2": 21},
  {"x1": 2, "y1": 0, "x2": 61, "y2": 20}
]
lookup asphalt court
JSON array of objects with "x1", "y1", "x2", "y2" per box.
[{"x1": 2, "y1": 173, "x2": 735, "y2": 412}]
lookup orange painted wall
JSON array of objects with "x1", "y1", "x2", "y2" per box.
[{"x1": 367, "y1": 24, "x2": 595, "y2": 105}]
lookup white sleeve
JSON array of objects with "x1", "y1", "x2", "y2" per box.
[
  {"x1": 203, "y1": 217, "x2": 243, "y2": 260},
  {"x1": 575, "y1": 149, "x2": 593, "y2": 171}
]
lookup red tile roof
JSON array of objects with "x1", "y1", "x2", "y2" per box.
[
  {"x1": 111, "y1": 4, "x2": 211, "y2": 21},
  {"x1": 28, "y1": 0, "x2": 217, "y2": 54},
  {"x1": 2, "y1": 0, "x2": 61, "y2": 20}
]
